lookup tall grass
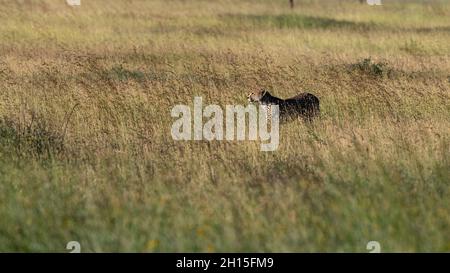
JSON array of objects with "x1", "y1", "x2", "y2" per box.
[{"x1": 0, "y1": 0, "x2": 449, "y2": 252}]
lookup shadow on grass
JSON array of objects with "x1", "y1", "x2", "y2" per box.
[
  {"x1": 412, "y1": 25, "x2": 450, "y2": 33},
  {"x1": 221, "y1": 14, "x2": 377, "y2": 31},
  {"x1": 0, "y1": 117, "x2": 65, "y2": 159},
  {"x1": 221, "y1": 14, "x2": 450, "y2": 33}
]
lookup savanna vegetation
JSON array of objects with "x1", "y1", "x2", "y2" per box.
[{"x1": 0, "y1": 0, "x2": 449, "y2": 252}]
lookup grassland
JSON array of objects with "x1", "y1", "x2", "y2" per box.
[{"x1": 0, "y1": 0, "x2": 449, "y2": 252}]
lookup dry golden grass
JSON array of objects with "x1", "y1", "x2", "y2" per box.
[{"x1": 0, "y1": 0, "x2": 449, "y2": 252}]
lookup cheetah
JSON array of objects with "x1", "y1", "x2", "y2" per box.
[{"x1": 247, "y1": 89, "x2": 320, "y2": 122}]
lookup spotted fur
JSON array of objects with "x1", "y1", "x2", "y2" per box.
[{"x1": 248, "y1": 89, "x2": 320, "y2": 122}]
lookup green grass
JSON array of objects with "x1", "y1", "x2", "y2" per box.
[{"x1": 0, "y1": 0, "x2": 449, "y2": 252}]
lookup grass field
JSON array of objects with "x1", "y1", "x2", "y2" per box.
[{"x1": 0, "y1": 0, "x2": 449, "y2": 252}]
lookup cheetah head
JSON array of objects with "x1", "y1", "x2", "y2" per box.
[{"x1": 248, "y1": 89, "x2": 268, "y2": 103}]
